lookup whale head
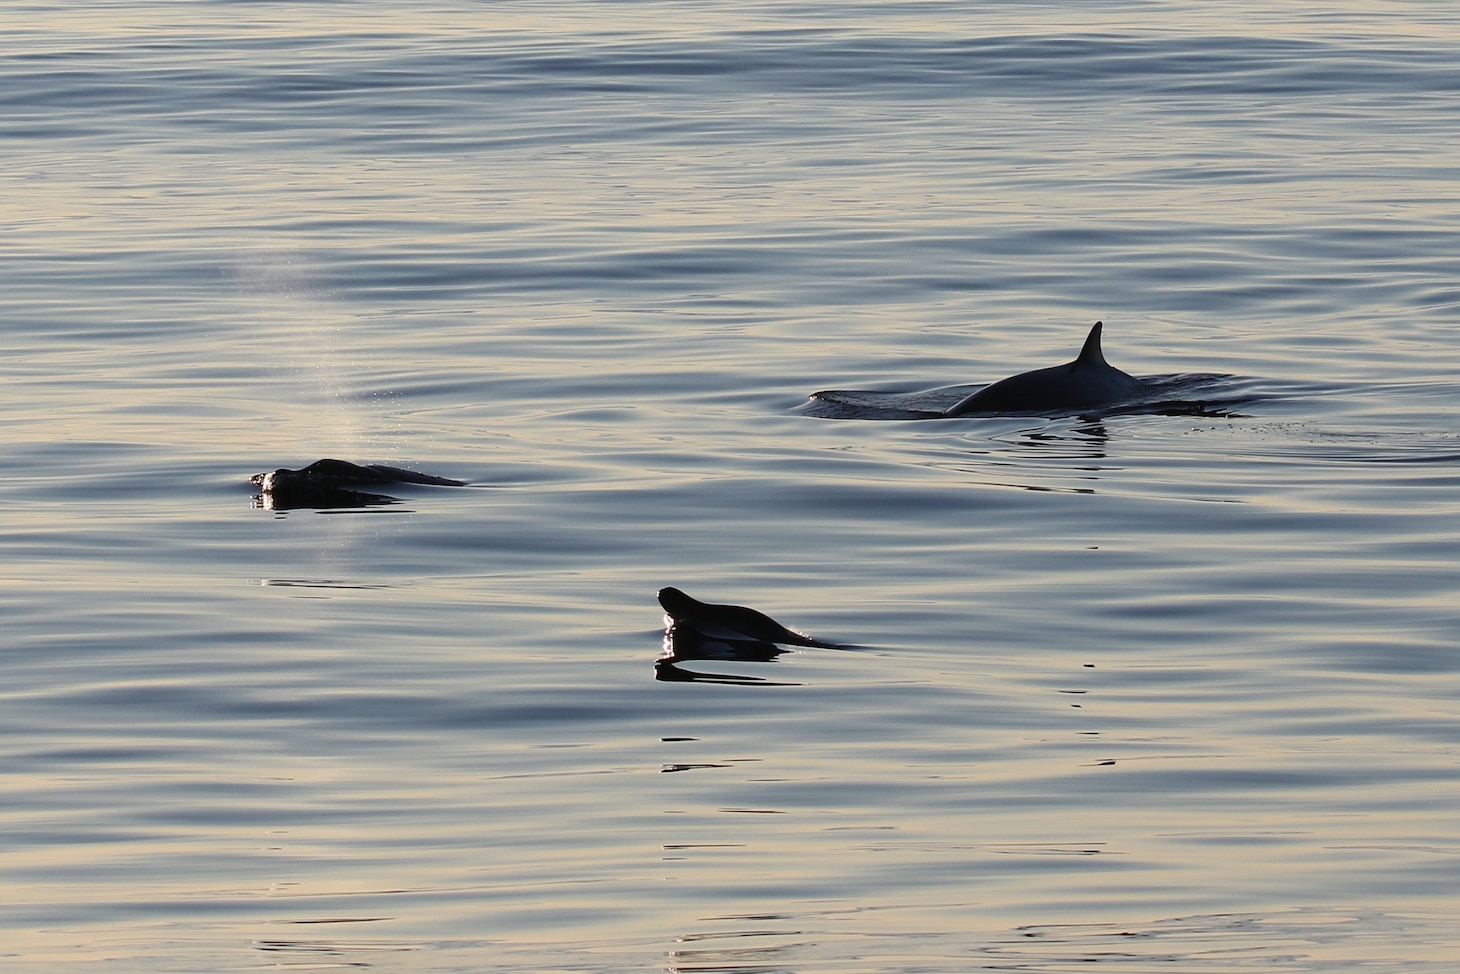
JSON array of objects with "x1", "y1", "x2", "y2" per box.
[{"x1": 657, "y1": 587, "x2": 700, "y2": 618}]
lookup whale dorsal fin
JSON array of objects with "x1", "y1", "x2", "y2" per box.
[{"x1": 1074, "y1": 321, "x2": 1106, "y2": 368}]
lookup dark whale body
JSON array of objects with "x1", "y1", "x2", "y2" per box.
[
  {"x1": 657, "y1": 587, "x2": 842, "y2": 649},
  {"x1": 251, "y1": 459, "x2": 465, "y2": 494},
  {"x1": 249, "y1": 459, "x2": 465, "y2": 510},
  {"x1": 945, "y1": 321, "x2": 1149, "y2": 417}
]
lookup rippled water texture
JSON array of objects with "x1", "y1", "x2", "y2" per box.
[{"x1": 4, "y1": 1, "x2": 1460, "y2": 970}]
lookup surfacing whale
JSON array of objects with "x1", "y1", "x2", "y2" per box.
[
  {"x1": 655, "y1": 586, "x2": 844, "y2": 686},
  {"x1": 804, "y1": 320, "x2": 1252, "y2": 421},
  {"x1": 250, "y1": 459, "x2": 466, "y2": 511},
  {"x1": 657, "y1": 587, "x2": 843, "y2": 649},
  {"x1": 944, "y1": 321, "x2": 1148, "y2": 417},
  {"x1": 251, "y1": 459, "x2": 466, "y2": 493}
]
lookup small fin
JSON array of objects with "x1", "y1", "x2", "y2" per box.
[{"x1": 1075, "y1": 321, "x2": 1106, "y2": 367}]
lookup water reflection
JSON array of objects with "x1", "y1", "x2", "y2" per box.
[
  {"x1": 655, "y1": 624, "x2": 800, "y2": 686},
  {"x1": 976, "y1": 908, "x2": 1417, "y2": 971},
  {"x1": 1003, "y1": 422, "x2": 1110, "y2": 456},
  {"x1": 252, "y1": 486, "x2": 401, "y2": 511},
  {"x1": 254, "y1": 578, "x2": 392, "y2": 590},
  {"x1": 666, "y1": 926, "x2": 807, "y2": 973}
]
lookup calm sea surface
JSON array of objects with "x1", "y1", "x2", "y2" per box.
[{"x1": 4, "y1": 1, "x2": 1460, "y2": 970}]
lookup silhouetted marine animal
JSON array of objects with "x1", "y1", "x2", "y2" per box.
[
  {"x1": 945, "y1": 321, "x2": 1150, "y2": 417},
  {"x1": 657, "y1": 587, "x2": 842, "y2": 649},
  {"x1": 251, "y1": 459, "x2": 465, "y2": 494},
  {"x1": 249, "y1": 459, "x2": 466, "y2": 511}
]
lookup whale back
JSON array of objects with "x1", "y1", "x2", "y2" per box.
[
  {"x1": 657, "y1": 587, "x2": 840, "y2": 648},
  {"x1": 252, "y1": 459, "x2": 465, "y2": 492},
  {"x1": 944, "y1": 321, "x2": 1148, "y2": 416}
]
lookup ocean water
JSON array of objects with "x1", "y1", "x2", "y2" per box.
[{"x1": 4, "y1": 1, "x2": 1460, "y2": 970}]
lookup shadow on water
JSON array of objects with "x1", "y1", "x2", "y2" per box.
[{"x1": 798, "y1": 373, "x2": 1264, "y2": 421}]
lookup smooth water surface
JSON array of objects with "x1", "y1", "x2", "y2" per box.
[{"x1": 4, "y1": 1, "x2": 1460, "y2": 970}]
